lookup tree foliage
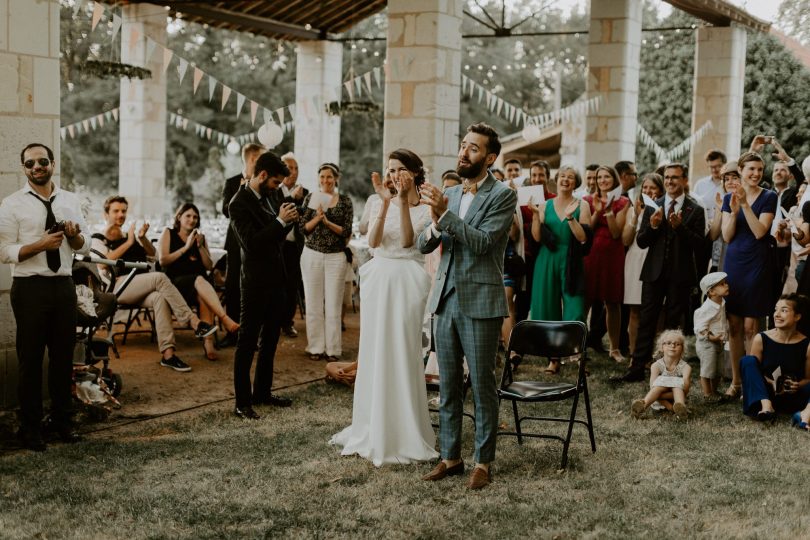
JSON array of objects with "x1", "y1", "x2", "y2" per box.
[{"x1": 777, "y1": 0, "x2": 810, "y2": 46}]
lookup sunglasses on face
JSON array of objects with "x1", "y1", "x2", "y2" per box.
[{"x1": 24, "y1": 158, "x2": 51, "y2": 169}]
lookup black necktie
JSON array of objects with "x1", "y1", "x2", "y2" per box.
[{"x1": 30, "y1": 193, "x2": 61, "y2": 272}]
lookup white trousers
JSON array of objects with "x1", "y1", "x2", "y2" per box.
[{"x1": 301, "y1": 247, "x2": 346, "y2": 357}]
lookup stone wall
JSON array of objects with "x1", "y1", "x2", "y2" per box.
[{"x1": 0, "y1": 0, "x2": 62, "y2": 407}]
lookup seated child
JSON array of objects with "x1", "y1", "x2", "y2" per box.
[
  {"x1": 693, "y1": 272, "x2": 730, "y2": 401},
  {"x1": 631, "y1": 329, "x2": 692, "y2": 418}
]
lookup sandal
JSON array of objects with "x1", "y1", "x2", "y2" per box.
[
  {"x1": 609, "y1": 349, "x2": 625, "y2": 364},
  {"x1": 757, "y1": 409, "x2": 775, "y2": 422},
  {"x1": 791, "y1": 412, "x2": 810, "y2": 431},
  {"x1": 543, "y1": 360, "x2": 560, "y2": 375},
  {"x1": 722, "y1": 384, "x2": 742, "y2": 401}
]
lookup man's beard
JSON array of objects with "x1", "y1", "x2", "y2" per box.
[
  {"x1": 27, "y1": 170, "x2": 52, "y2": 186},
  {"x1": 457, "y1": 159, "x2": 486, "y2": 179}
]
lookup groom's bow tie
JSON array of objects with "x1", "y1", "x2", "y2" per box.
[{"x1": 462, "y1": 180, "x2": 478, "y2": 194}]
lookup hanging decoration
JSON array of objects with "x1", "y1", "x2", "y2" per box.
[{"x1": 637, "y1": 121, "x2": 713, "y2": 163}]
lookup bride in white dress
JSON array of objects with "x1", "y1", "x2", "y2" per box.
[{"x1": 330, "y1": 148, "x2": 438, "y2": 466}]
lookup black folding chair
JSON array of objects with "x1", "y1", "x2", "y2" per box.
[{"x1": 497, "y1": 320, "x2": 596, "y2": 469}]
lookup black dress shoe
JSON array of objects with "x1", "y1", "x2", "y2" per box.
[
  {"x1": 254, "y1": 394, "x2": 292, "y2": 408},
  {"x1": 17, "y1": 429, "x2": 46, "y2": 452},
  {"x1": 609, "y1": 370, "x2": 645, "y2": 383},
  {"x1": 219, "y1": 333, "x2": 238, "y2": 348},
  {"x1": 43, "y1": 418, "x2": 83, "y2": 443},
  {"x1": 234, "y1": 406, "x2": 261, "y2": 420}
]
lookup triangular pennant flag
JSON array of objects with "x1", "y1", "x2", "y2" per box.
[
  {"x1": 220, "y1": 85, "x2": 231, "y2": 110},
  {"x1": 82, "y1": 119, "x2": 90, "y2": 132},
  {"x1": 206, "y1": 128, "x2": 213, "y2": 140},
  {"x1": 91, "y1": 2, "x2": 105, "y2": 31},
  {"x1": 275, "y1": 107, "x2": 285, "y2": 125},
  {"x1": 236, "y1": 93, "x2": 246, "y2": 119},
  {"x1": 182, "y1": 118, "x2": 189, "y2": 130},
  {"x1": 477, "y1": 85, "x2": 484, "y2": 103},
  {"x1": 496, "y1": 98, "x2": 504, "y2": 116},
  {"x1": 60, "y1": 127, "x2": 66, "y2": 140},
  {"x1": 169, "y1": 112, "x2": 177, "y2": 124},
  {"x1": 373, "y1": 66, "x2": 381, "y2": 88},
  {"x1": 162, "y1": 47, "x2": 173, "y2": 73},
  {"x1": 250, "y1": 101, "x2": 258, "y2": 125},
  {"x1": 112, "y1": 108, "x2": 119, "y2": 121},
  {"x1": 105, "y1": 111, "x2": 112, "y2": 122},
  {"x1": 344, "y1": 81, "x2": 354, "y2": 101},
  {"x1": 208, "y1": 76, "x2": 216, "y2": 102},
  {"x1": 287, "y1": 104, "x2": 295, "y2": 121},
  {"x1": 111, "y1": 14, "x2": 122, "y2": 41},
  {"x1": 177, "y1": 58, "x2": 189, "y2": 84},
  {"x1": 97, "y1": 113, "x2": 104, "y2": 127},
  {"x1": 67, "y1": 125, "x2": 75, "y2": 138},
  {"x1": 145, "y1": 38, "x2": 158, "y2": 63},
  {"x1": 90, "y1": 116, "x2": 98, "y2": 130},
  {"x1": 354, "y1": 76, "x2": 363, "y2": 96},
  {"x1": 363, "y1": 72, "x2": 373, "y2": 95},
  {"x1": 192, "y1": 68, "x2": 203, "y2": 94},
  {"x1": 73, "y1": 0, "x2": 87, "y2": 17},
  {"x1": 263, "y1": 109, "x2": 272, "y2": 124},
  {"x1": 462, "y1": 75, "x2": 467, "y2": 93}
]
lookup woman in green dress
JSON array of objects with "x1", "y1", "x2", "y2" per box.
[{"x1": 529, "y1": 166, "x2": 592, "y2": 373}]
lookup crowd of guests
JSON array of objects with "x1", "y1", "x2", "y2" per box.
[
  {"x1": 486, "y1": 138, "x2": 810, "y2": 427},
  {"x1": 4, "y1": 132, "x2": 810, "y2": 452}
]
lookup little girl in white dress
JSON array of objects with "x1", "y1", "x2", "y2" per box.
[{"x1": 631, "y1": 329, "x2": 692, "y2": 418}]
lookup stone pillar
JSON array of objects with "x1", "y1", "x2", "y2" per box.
[
  {"x1": 384, "y1": 0, "x2": 463, "y2": 182},
  {"x1": 294, "y1": 41, "x2": 342, "y2": 192},
  {"x1": 119, "y1": 4, "x2": 167, "y2": 217},
  {"x1": 689, "y1": 25, "x2": 746, "y2": 183},
  {"x1": 0, "y1": 0, "x2": 61, "y2": 406},
  {"x1": 584, "y1": 0, "x2": 642, "y2": 166}
]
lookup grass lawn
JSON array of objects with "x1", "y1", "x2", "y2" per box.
[{"x1": 1, "y1": 354, "x2": 808, "y2": 539}]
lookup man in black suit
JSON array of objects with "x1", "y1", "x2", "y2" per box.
[
  {"x1": 220, "y1": 143, "x2": 265, "y2": 347},
  {"x1": 613, "y1": 163, "x2": 705, "y2": 382},
  {"x1": 276, "y1": 152, "x2": 309, "y2": 338},
  {"x1": 228, "y1": 151, "x2": 298, "y2": 419}
]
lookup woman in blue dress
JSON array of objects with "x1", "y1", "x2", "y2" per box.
[{"x1": 721, "y1": 151, "x2": 777, "y2": 399}]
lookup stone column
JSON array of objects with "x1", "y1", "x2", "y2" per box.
[
  {"x1": 294, "y1": 41, "x2": 342, "y2": 192},
  {"x1": 584, "y1": 0, "x2": 642, "y2": 166},
  {"x1": 0, "y1": 0, "x2": 61, "y2": 406},
  {"x1": 689, "y1": 25, "x2": 746, "y2": 183},
  {"x1": 384, "y1": 0, "x2": 463, "y2": 182},
  {"x1": 119, "y1": 4, "x2": 167, "y2": 217}
]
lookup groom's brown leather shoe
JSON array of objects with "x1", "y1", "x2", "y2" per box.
[
  {"x1": 421, "y1": 460, "x2": 465, "y2": 481},
  {"x1": 467, "y1": 466, "x2": 492, "y2": 490}
]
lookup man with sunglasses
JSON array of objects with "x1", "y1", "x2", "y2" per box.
[{"x1": 0, "y1": 143, "x2": 90, "y2": 451}]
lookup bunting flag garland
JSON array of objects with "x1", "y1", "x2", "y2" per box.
[
  {"x1": 637, "y1": 121, "x2": 713, "y2": 163},
  {"x1": 192, "y1": 67, "x2": 203, "y2": 94}
]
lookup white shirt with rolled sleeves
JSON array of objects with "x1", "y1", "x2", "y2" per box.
[
  {"x1": 0, "y1": 183, "x2": 90, "y2": 277},
  {"x1": 693, "y1": 297, "x2": 727, "y2": 342}
]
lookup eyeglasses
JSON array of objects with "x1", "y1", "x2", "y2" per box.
[{"x1": 23, "y1": 158, "x2": 51, "y2": 169}]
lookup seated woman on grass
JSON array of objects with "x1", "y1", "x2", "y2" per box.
[
  {"x1": 740, "y1": 293, "x2": 810, "y2": 422},
  {"x1": 631, "y1": 329, "x2": 691, "y2": 418}
]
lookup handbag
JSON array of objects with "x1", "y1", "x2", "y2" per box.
[{"x1": 504, "y1": 251, "x2": 526, "y2": 281}]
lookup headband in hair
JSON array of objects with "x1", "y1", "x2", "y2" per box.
[{"x1": 319, "y1": 163, "x2": 340, "y2": 176}]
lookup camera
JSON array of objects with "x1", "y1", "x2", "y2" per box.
[{"x1": 48, "y1": 221, "x2": 66, "y2": 234}]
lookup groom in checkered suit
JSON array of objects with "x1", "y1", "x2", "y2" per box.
[{"x1": 417, "y1": 123, "x2": 517, "y2": 490}]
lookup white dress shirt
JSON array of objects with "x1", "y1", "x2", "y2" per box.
[
  {"x1": 0, "y1": 183, "x2": 90, "y2": 277},
  {"x1": 693, "y1": 297, "x2": 727, "y2": 341},
  {"x1": 429, "y1": 176, "x2": 488, "y2": 238},
  {"x1": 663, "y1": 193, "x2": 686, "y2": 216}
]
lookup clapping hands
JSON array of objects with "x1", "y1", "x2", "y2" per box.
[{"x1": 371, "y1": 172, "x2": 392, "y2": 202}]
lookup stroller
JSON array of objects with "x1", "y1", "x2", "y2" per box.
[{"x1": 71, "y1": 253, "x2": 150, "y2": 417}]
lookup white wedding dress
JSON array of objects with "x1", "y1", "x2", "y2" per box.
[{"x1": 330, "y1": 199, "x2": 438, "y2": 466}]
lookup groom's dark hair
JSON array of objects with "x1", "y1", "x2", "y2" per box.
[{"x1": 467, "y1": 123, "x2": 501, "y2": 158}]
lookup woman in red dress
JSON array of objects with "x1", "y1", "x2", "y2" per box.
[{"x1": 584, "y1": 165, "x2": 630, "y2": 363}]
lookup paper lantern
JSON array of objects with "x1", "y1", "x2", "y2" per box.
[
  {"x1": 226, "y1": 140, "x2": 241, "y2": 155},
  {"x1": 522, "y1": 124, "x2": 541, "y2": 142},
  {"x1": 257, "y1": 122, "x2": 283, "y2": 148}
]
